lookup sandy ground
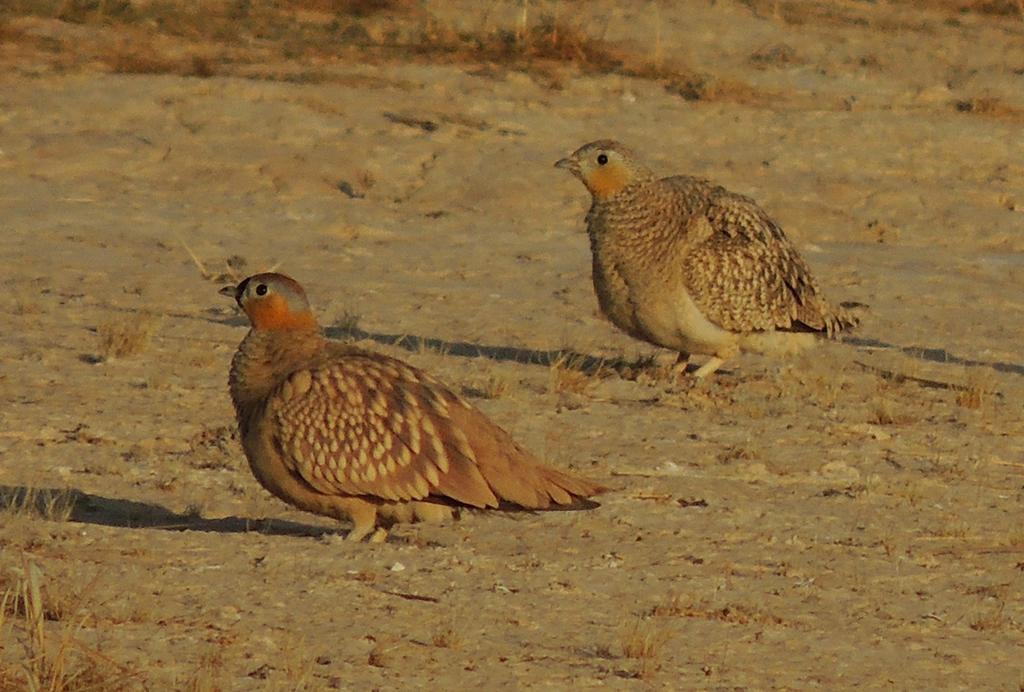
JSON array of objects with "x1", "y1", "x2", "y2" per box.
[{"x1": 1, "y1": 1, "x2": 1023, "y2": 688}]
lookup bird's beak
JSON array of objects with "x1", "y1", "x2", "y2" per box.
[
  {"x1": 554, "y1": 157, "x2": 580, "y2": 175},
  {"x1": 219, "y1": 284, "x2": 240, "y2": 305}
]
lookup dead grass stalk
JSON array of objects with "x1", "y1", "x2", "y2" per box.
[{"x1": 0, "y1": 557, "x2": 138, "y2": 690}]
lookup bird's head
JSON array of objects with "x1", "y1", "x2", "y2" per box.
[
  {"x1": 220, "y1": 273, "x2": 317, "y2": 332},
  {"x1": 555, "y1": 140, "x2": 654, "y2": 201}
]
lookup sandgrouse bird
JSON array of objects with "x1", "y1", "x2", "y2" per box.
[
  {"x1": 556, "y1": 140, "x2": 858, "y2": 379},
  {"x1": 223, "y1": 273, "x2": 605, "y2": 542}
]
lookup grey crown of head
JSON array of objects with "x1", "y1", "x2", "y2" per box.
[
  {"x1": 570, "y1": 139, "x2": 643, "y2": 162},
  {"x1": 221, "y1": 272, "x2": 311, "y2": 313}
]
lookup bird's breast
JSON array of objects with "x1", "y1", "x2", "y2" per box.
[
  {"x1": 633, "y1": 282, "x2": 735, "y2": 355},
  {"x1": 590, "y1": 246, "x2": 643, "y2": 338}
]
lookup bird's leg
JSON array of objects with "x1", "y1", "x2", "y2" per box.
[
  {"x1": 693, "y1": 356, "x2": 726, "y2": 379},
  {"x1": 333, "y1": 496, "x2": 380, "y2": 541},
  {"x1": 411, "y1": 501, "x2": 454, "y2": 524},
  {"x1": 671, "y1": 351, "x2": 691, "y2": 378}
]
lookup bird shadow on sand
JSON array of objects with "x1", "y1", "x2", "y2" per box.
[
  {"x1": 209, "y1": 312, "x2": 1024, "y2": 379},
  {"x1": 842, "y1": 336, "x2": 1024, "y2": 376},
  {"x1": 212, "y1": 313, "x2": 660, "y2": 377},
  {"x1": 324, "y1": 326, "x2": 1024, "y2": 378},
  {"x1": 0, "y1": 485, "x2": 341, "y2": 539},
  {"x1": 323, "y1": 325, "x2": 659, "y2": 376}
]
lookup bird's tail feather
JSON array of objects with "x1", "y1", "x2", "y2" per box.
[{"x1": 827, "y1": 301, "x2": 867, "y2": 336}]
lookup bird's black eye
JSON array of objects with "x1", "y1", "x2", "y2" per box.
[
  {"x1": 597, "y1": 153, "x2": 608, "y2": 165},
  {"x1": 255, "y1": 284, "x2": 268, "y2": 296}
]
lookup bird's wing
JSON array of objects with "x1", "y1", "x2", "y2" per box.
[
  {"x1": 266, "y1": 353, "x2": 503, "y2": 508},
  {"x1": 668, "y1": 179, "x2": 840, "y2": 334},
  {"x1": 267, "y1": 352, "x2": 603, "y2": 509}
]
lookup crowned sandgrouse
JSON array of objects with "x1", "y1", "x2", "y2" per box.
[
  {"x1": 556, "y1": 140, "x2": 857, "y2": 378},
  {"x1": 224, "y1": 273, "x2": 605, "y2": 541}
]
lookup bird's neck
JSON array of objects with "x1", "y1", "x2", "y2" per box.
[
  {"x1": 589, "y1": 181, "x2": 655, "y2": 233},
  {"x1": 228, "y1": 327, "x2": 324, "y2": 418},
  {"x1": 591, "y1": 177, "x2": 651, "y2": 213},
  {"x1": 588, "y1": 181, "x2": 683, "y2": 256},
  {"x1": 591, "y1": 166, "x2": 655, "y2": 199}
]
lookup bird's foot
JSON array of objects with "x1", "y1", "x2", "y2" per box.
[
  {"x1": 670, "y1": 352, "x2": 691, "y2": 379},
  {"x1": 346, "y1": 524, "x2": 388, "y2": 542},
  {"x1": 692, "y1": 356, "x2": 726, "y2": 380},
  {"x1": 345, "y1": 524, "x2": 375, "y2": 541},
  {"x1": 338, "y1": 497, "x2": 381, "y2": 542}
]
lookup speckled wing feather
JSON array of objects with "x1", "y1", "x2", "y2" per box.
[
  {"x1": 265, "y1": 352, "x2": 503, "y2": 508},
  {"x1": 265, "y1": 351, "x2": 599, "y2": 509},
  {"x1": 667, "y1": 177, "x2": 841, "y2": 334}
]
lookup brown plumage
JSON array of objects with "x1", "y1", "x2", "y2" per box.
[
  {"x1": 223, "y1": 273, "x2": 605, "y2": 541},
  {"x1": 556, "y1": 140, "x2": 858, "y2": 378}
]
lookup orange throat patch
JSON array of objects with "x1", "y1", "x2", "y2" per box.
[
  {"x1": 588, "y1": 165, "x2": 631, "y2": 200},
  {"x1": 246, "y1": 294, "x2": 317, "y2": 331}
]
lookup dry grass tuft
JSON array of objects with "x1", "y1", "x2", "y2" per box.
[
  {"x1": 649, "y1": 593, "x2": 690, "y2": 618},
  {"x1": 0, "y1": 558, "x2": 138, "y2": 690},
  {"x1": 619, "y1": 617, "x2": 668, "y2": 679},
  {"x1": 95, "y1": 315, "x2": 158, "y2": 361},
  {"x1": 664, "y1": 72, "x2": 764, "y2": 104},
  {"x1": 282, "y1": 0, "x2": 417, "y2": 15},
  {"x1": 405, "y1": 13, "x2": 760, "y2": 102},
  {"x1": 871, "y1": 395, "x2": 898, "y2": 425},
  {"x1": 717, "y1": 444, "x2": 759, "y2": 465},
  {"x1": 650, "y1": 594, "x2": 785, "y2": 626},
  {"x1": 742, "y1": 0, "x2": 1022, "y2": 27},
  {"x1": 182, "y1": 638, "x2": 231, "y2": 692},
  {"x1": 0, "y1": 487, "x2": 77, "y2": 523},
  {"x1": 461, "y1": 373, "x2": 511, "y2": 400},
  {"x1": 180, "y1": 241, "x2": 253, "y2": 284},
  {"x1": 954, "y1": 367, "x2": 998, "y2": 410},
  {"x1": 903, "y1": 0, "x2": 1023, "y2": 17},
  {"x1": 430, "y1": 622, "x2": 461, "y2": 649},
  {"x1": 0, "y1": 3, "x2": 762, "y2": 100},
  {"x1": 748, "y1": 42, "x2": 801, "y2": 68},
  {"x1": 956, "y1": 386, "x2": 985, "y2": 409},
  {"x1": 51, "y1": 0, "x2": 135, "y2": 24},
  {"x1": 969, "y1": 601, "x2": 1009, "y2": 631},
  {"x1": 549, "y1": 353, "x2": 602, "y2": 395},
  {"x1": 11, "y1": 299, "x2": 45, "y2": 316},
  {"x1": 865, "y1": 219, "x2": 901, "y2": 244},
  {"x1": 373, "y1": 12, "x2": 637, "y2": 80},
  {"x1": 413, "y1": 337, "x2": 450, "y2": 358},
  {"x1": 104, "y1": 45, "x2": 216, "y2": 77},
  {"x1": 501, "y1": 17, "x2": 646, "y2": 76},
  {"x1": 606, "y1": 353, "x2": 663, "y2": 384},
  {"x1": 868, "y1": 380, "x2": 915, "y2": 425}
]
